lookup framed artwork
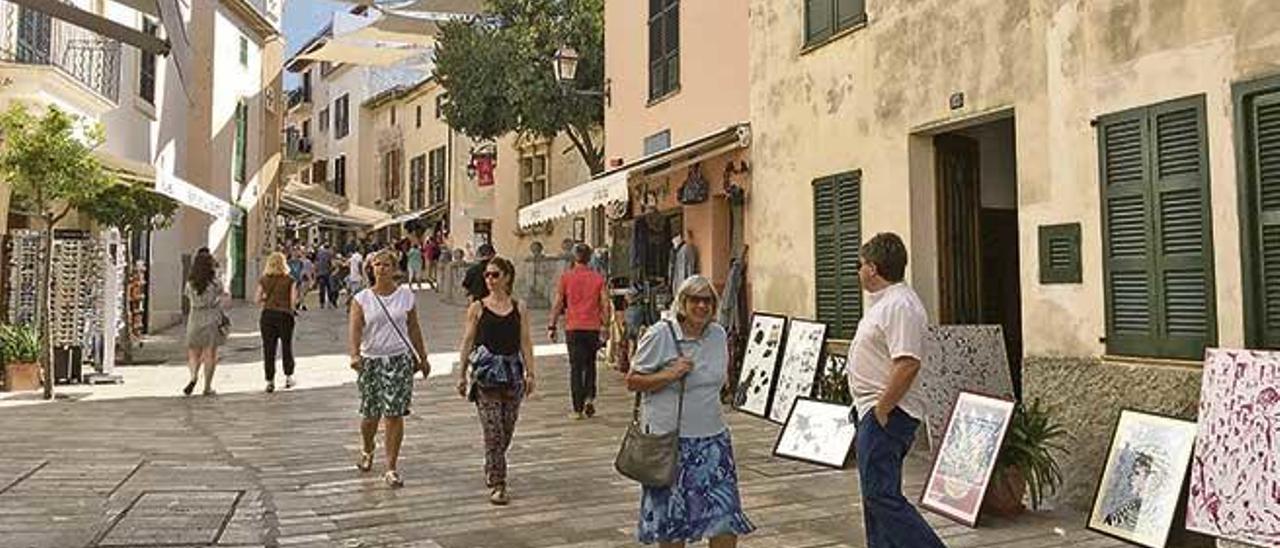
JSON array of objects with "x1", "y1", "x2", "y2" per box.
[
  {"x1": 919, "y1": 325, "x2": 1016, "y2": 452},
  {"x1": 1087, "y1": 410, "x2": 1198, "y2": 548},
  {"x1": 572, "y1": 217, "x2": 586, "y2": 242},
  {"x1": 768, "y1": 318, "x2": 829, "y2": 424},
  {"x1": 921, "y1": 391, "x2": 1016, "y2": 527},
  {"x1": 734, "y1": 312, "x2": 787, "y2": 419},
  {"x1": 772, "y1": 397, "x2": 858, "y2": 468},
  {"x1": 1185, "y1": 349, "x2": 1280, "y2": 547}
]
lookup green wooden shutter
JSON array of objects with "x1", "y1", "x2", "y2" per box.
[
  {"x1": 1247, "y1": 91, "x2": 1280, "y2": 346},
  {"x1": 814, "y1": 177, "x2": 839, "y2": 331},
  {"x1": 233, "y1": 101, "x2": 247, "y2": 184},
  {"x1": 835, "y1": 171, "x2": 862, "y2": 337},
  {"x1": 813, "y1": 171, "x2": 862, "y2": 339},
  {"x1": 1149, "y1": 98, "x2": 1215, "y2": 358},
  {"x1": 1100, "y1": 110, "x2": 1156, "y2": 354},
  {"x1": 835, "y1": 0, "x2": 865, "y2": 30},
  {"x1": 805, "y1": 0, "x2": 833, "y2": 45}
]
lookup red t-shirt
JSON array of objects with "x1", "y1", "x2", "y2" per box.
[{"x1": 560, "y1": 265, "x2": 606, "y2": 331}]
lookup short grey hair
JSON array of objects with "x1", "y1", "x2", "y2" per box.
[{"x1": 673, "y1": 275, "x2": 719, "y2": 320}]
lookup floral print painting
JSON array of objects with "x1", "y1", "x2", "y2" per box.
[
  {"x1": 734, "y1": 313, "x2": 786, "y2": 418},
  {"x1": 768, "y1": 319, "x2": 828, "y2": 424},
  {"x1": 920, "y1": 391, "x2": 1015, "y2": 527},
  {"x1": 919, "y1": 325, "x2": 1015, "y2": 452}
]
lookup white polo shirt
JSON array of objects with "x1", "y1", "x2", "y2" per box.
[{"x1": 845, "y1": 282, "x2": 929, "y2": 421}]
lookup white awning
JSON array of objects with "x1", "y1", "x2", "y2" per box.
[
  {"x1": 518, "y1": 169, "x2": 629, "y2": 229},
  {"x1": 370, "y1": 202, "x2": 447, "y2": 231},
  {"x1": 154, "y1": 170, "x2": 237, "y2": 222},
  {"x1": 294, "y1": 38, "x2": 421, "y2": 66},
  {"x1": 279, "y1": 184, "x2": 391, "y2": 229}
]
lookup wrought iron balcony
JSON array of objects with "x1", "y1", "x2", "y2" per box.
[{"x1": 0, "y1": 2, "x2": 121, "y2": 102}]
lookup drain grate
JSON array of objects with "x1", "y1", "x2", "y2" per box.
[{"x1": 95, "y1": 490, "x2": 242, "y2": 547}]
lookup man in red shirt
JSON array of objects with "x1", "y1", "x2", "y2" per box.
[{"x1": 548, "y1": 243, "x2": 610, "y2": 419}]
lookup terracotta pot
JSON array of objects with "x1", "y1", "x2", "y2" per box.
[
  {"x1": 982, "y1": 465, "x2": 1027, "y2": 517},
  {"x1": 3, "y1": 361, "x2": 42, "y2": 392}
]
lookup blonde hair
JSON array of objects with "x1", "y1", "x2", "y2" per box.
[
  {"x1": 368, "y1": 249, "x2": 401, "y2": 283},
  {"x1": 673, "y1": 275, "x2": 719, "y2": 320},
  {"x1": 262, "y1": 251, "x2": 288, "y2": 277}
]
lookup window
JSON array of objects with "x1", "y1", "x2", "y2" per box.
[
  {"x1": 383, "y1": 149, "x2": 403, "y2": 200},
  {"x1": 519, "y1": 151, "x2": 548, "y2": 207},
  {"x1": 138, "y1": 18, "x2": 158, "y2": 104},
  {"x1": 644, "y1": 130, "x2": 671, "y2": 155},
  {"x1": 813, "y1": 171, "x2": 861, "y2": 338},
  {"x1": 301, "y1": 119, "x2": 310, "y2": 140},
  {"x1": 335, "y1": 94, "x2": 350, "y2": 139},
  {"x1": 390, "y1": 106, "x2": 397, "y2": 126},
  {"x1": 233, "y1": 100, "x2": 248, "y2": 184},
  {"x1": 416, "y1": 105, "x2": 422, "y2": 128},
  {"x1": 301, "y1": 71, "x2": 312, "y2": 102},
  {"x1": 429, "y1": 146, "x2": 447, "y2": 205},
  {"x1": 312, "y1": 159, "x2": 327, "y2": 187},
  {"x1": 1099, "y1": 95, "x2": 1216, "y2": 359},
  {"x1": 435, "y1": 93, "x2": 448, "y2": 118},
  {"x1": 318, "y1": 108, "x2": 329, "y2": 133},
  {"x1": 804, "y1": 0, "x2": 866, "y2": 46},
  {"x1": 409, "y1": 154, "x2": 427, "y2": 210},
  {"x1": 333, "y1": 155, "x2": 347, "y2": 196},
  {"x1": 648, "y1": 0, "x2": 679, "y2": 101},
  {"x1": 1235, "y1": 78, "x2": 1280, "y2": 348},
  {"x1": 239, "y1": 35, "x2": 248, "y2": 67}
]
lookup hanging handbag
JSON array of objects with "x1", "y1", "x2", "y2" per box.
[
  {"x1": 614, "y1": 320, "x2": 686, "y2": 487},
  {"x1": 678, "y1": 164, "x2": 709, "y2": 205},
  {"x1": 371, "y1": 290, "x2": 422, "y2": 367}
]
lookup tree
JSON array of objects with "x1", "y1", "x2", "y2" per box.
[
  {"x1": 433, "y1": 0, "x2": 605, "y2": 175},
  {"x1": 0, "y1": 105, "x2": 115, "y2": 399}
]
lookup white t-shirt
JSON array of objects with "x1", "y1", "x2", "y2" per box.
[
  {"x1": 846, "y1": 283, "x2": 929, "y2": 421},
  {"x1": 346, "y1": 252, "x2": 364, "y2": 282},
  {"x1": 355, "y1": 286, "x2": 417, "y2": 358}
]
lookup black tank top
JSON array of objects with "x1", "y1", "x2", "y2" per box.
[{"x1": 475, "y1": 301, "x2": 521, "y2": 356}]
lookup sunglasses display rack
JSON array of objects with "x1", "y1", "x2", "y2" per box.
[
  {"x1": 49, "y1": 233, "x2": 106, "y2": 348},
  {"x1": 7, "y1": 230, "x2": 44, "y2": 326}
]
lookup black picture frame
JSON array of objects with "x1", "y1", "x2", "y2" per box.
[
  {"x1": 771, "y1": 396, "x2": 858, "y2": 469},
  {"x1": 733, "y1": 311, "x2": 789, "y2": 420},
  {"x1": 768, "y1": 317, "x2": 829, "y2": 424}
]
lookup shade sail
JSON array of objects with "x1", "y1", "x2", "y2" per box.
[
  {"x1": 337, "y1": 13, "x2": 445, "y2": 47},
  {"x1": 370, "y1": 202, "x2": 447, "y2": 231},
  {"x1": 517, "y1": 169, "x2": 629, "y2": 229},
  {"x1": 294, "y1": 38, "x2": 420, "y2": 66},
  {"x1": 280, "y1": 184, "x2": 391, "y2": 229}
]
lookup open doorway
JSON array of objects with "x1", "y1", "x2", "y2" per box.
[{"x1": 934, "y1": 116, "x2": 1023, "y2": 397}]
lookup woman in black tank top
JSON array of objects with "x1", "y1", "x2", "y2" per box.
[{"x1": 457, "y1": 256, "x2": 536, "y2": 506}]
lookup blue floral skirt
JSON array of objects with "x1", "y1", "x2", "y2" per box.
[{"x1": 637, "y1": 430, "x2": 756, "y2": 544}]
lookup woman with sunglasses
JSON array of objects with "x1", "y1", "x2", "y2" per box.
[
  {"x1": 626, "y1": 275, "x2": 755, "y2": 547},
  {"x1": 348, "y1": 249, "x2": 430, "y2": 488},
  {"x1": 457, "y1": 256, "x2": 536, "y2": 505}
]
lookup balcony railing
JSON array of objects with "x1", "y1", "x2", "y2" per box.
[
  {"x1": 0, "y1": 2, "x2": 121, "y2": 102},
  {"x1": 285, "y1": 133, "x2": 313, "y2": 161}
]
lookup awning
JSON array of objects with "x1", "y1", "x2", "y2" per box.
[
  {"x1": 279, "y1": 184, "x2": 391, "y2": 229},
  {"x1": 370, "y1": 202, "x2": 447, "y2": 231},
  {"x1": 517, "y1": 123, "x2": 751, "y2": 228},
  {"x1": 155, "y1": 170, "x2": 238, "y2": 222},
  {"x1": 294, "y1": 38, "x2": 420, "y2": 66},
  {"x1": 95, "y1": 151, "x2": 156, "y2": 185}
]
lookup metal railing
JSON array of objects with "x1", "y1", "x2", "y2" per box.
[{"x1": 0, "y1": 2, "x2": 121, "y2": 102}]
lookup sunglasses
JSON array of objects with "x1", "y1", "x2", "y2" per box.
[
  {"x1": 484, "y1": 271, "x2": 503, "y2": 279},
  {"x1": 687, "y1": 295, "x2": 715, "y2": 306}
]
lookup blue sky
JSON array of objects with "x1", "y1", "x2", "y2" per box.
[{"x1": 282, "y1": 0, "x2": 348, "y2": 87}]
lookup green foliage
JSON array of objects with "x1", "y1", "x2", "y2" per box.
[
  {"x1": 815, "y1": 360, "x2": 852, "y2": 405},
  {"x1": 79, "y1": 182, "x2": 179, "y2": 234},
  {"x1": 433, "y1": 0, "x2": 605, "y2": 173},
  {"x1": 0, "y1": 324, "x2": 41, "y2": 363},
  {"x1": 0, "y1": 104, "x2": 113, "y2": 223},
  {"x1": 998, "y1": 398, "x2": 1070, "y2": 510}
]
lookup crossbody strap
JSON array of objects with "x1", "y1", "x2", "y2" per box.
[
  {"x1": 631, "y1": 320, "x2": 686, "y2": 434},
  {"x1": 372, "y1": 290, "x2": 420, "y2": 364}
]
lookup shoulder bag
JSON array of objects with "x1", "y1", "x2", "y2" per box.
[
  {"x1": 371, "y1": 289, "x2": 421, "y2": 366},
  {"x1": 614, "y1": 320, "x2": 686, "y2": 487}
]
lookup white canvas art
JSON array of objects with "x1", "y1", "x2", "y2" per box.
[
  {"x1": 734, "y1": 313, "x2": 787, "y2": 418},
  {"x1": 920, "y1": 325, "x2": 1015, "y2": 451},
  {"x1": 769, "y1": 319, "x2": 829, "y2": 424},
  {"x1": 772, "y1": 397, "x2": 858, "y2": 468}
]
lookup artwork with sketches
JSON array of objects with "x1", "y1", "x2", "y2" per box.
[
  {"x1": 921, "y1": 391, "x2": 1016, "y2": 527},
  {"x1": 772, "y1": 397, "x2": 858, "y2": 468},
  {"x1": 768, "y1": 319, "x2": 829, "y2": 424},
  {"x1": 919, "y1": 325, "x2": 1015, "y2": 451},
  {"x1": 734, "y1": 313, "x2": 787, "y2": 418},
  {"x1": 1088, "y1": 410, "x2": 1198, "y2": 548},
  {"x1": 1185, "y1": 349, "x2": 1280, "y2": 546}
]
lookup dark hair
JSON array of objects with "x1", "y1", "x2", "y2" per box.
[
  {"x1": 860, "y1": 232, "x2": 908, "y2": 283},
  {"x1": 478, "y1": 243, "x2": 496, "y2": 258},
  {"x1": 188, "y1": 253, "x2": 216, "y2": 294},
  {"x1": 572, "y1": 243, "x2": 592, "y2": 264},
  {"x1": 488, "y1": 256, "x2": 515, "y2": 293}
]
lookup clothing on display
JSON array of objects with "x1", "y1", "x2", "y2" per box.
[
  {"x1": 718, "y1": 257, "x2": 745, "y2": 332},
  {"x1": 668, "y1": 236, "x2": 699, "y2": 295}
]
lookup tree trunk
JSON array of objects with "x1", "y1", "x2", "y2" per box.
[
  {"x1": 120, "y1": 234, "x2": 134, "y2": 364},
  {"x1": 38, "y1": 219, "x2": 53, "y2": 400}
]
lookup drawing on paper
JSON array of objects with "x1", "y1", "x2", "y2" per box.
[
  {"x1": 772, "y1": 397, "x2": 858, "y2": 468},
  {"x1": 1088, "y1": 410, "x2": 1197, "y2": 548},
  {"x1": 769, "y1": 319, "x2": 828, "y2": 424},
  {"x1": 734, "y1": 313, "x2": 787, "y2": 418},
  {"x1": 919, "y1": 325, "x2": 1015, "y2": 451},
  {"x1": 921, "y1": 391, "x2": 1015, "y2": 527}
]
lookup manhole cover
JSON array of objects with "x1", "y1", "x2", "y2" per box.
[{"x1": 96, "y1": 490, "x2": 241, "y2": 547}]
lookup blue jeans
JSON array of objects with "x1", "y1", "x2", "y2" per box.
[{"x1": 855, "y1": 407, "x2": 947, "y2": 548}]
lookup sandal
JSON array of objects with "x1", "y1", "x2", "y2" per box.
[
  {"x1": 489, "y1": 485, "x2": 509, "y2": 505},
  {"x1": 383, "y1": 470, "x2": 404, "y2": 488},
  {"x1": 356, "y1": 451, "x2": 374, "y2": 472}
]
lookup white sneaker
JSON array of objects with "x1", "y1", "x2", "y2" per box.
[{"x1": 285, "y1": 376, "x2": 295, "y2": 389}]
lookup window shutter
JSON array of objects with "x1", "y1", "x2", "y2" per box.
[
  {"x1": 1100, "y1": 111, "x2": 1156, "y2": 354},
  {"x1": 813, "y1": 171, "x2": 862, "y2": 339},
  {"x1": 806, "y1": 0, "x2": 833, "y2": 45},
  {"x1": 835, "y1": 171, "x2": 862, "y2": 337},
  {"x1": 835, "y1": 0, "x2": 865, "y2": 29},
  {"x1": 1150, "y1": 98, "x2": 1215, "y2": 358},
  {"x1": 814, "y1": 178, "x2": 839, "y2": 332},
  {"x1": 1248, "y1": 91, "x2": 1280, "y2": 347}
]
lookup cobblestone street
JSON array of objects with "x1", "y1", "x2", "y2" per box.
[{"x1": 0, "y1": 291, "x2": 1124, "y2": 548}]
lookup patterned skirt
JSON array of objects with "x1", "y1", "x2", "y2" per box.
[
  {"x1": 357, "y1": 353, "x2": 415, "y2": 418},
  {"x1": 637, "y1": 430, "x2": 756, "y2": 544}
]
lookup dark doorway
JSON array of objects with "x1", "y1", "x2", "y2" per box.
[{"x1": 934, "y1": 117, "x2": 1024, "y2": 398}]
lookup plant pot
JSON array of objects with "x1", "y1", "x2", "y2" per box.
[
  {"x1": 983, "y1": 465, "x2": 1027, "y2": 517},
  {"x1": 3, "y1": 361, "x2": 42, "y2": 392}
]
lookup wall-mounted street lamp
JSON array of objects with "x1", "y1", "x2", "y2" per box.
[{"x1": 554, "y1": 45, "x2": 609, "y2": 106}]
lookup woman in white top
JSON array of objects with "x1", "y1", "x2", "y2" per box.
[{"x1": 348, "y1": 249, "x2": 430, "y2": 488}]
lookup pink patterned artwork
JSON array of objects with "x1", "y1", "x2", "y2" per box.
[{"x1": 1185, "y1": 348, "x2": 1280, "y2": 546}]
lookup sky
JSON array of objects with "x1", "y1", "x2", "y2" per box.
[{"x1": 282, "y1": 0, "x2": 349, "y2": 88}]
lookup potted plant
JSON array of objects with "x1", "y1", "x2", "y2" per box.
[
  {"x1": 1, "y1": 323, "x2": 43, "y2": 392},
  {"x1": 984, "y1": 398, "x2": 1070, "y2": 516}
]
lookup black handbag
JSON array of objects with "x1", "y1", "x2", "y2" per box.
[
  {"x1": 614, "y1": 320, "x2": 686, "y2": 487},
  {"x1": 678, "y1": 165, "x2": 709, "y2": 205}
]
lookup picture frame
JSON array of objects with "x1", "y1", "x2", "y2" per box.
[
  {"x1": 771, "y1": 397, "x2": 857, "y2": 469},
  {"x1": 768, "y1": 318, "x2": 829, "y2": 424},
  {"x1": 920, "y1": 390, "x2": 1016, "y2": 527},
  {"x1": 572, "y1": 217, "x2": 586, "y2": 242},
  {"x1": 733, "y1": 312, "x2": 788, "y2": 419},
  {"x1": 919, "y1": 325, "x2": 1015, "y2": 453},
  {"x1": 1087, "y1": 409, "x2": 1198, "y2": 548}
]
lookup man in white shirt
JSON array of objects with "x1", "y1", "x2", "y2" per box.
[
  {"x1": 345, "y1": 248, "x2": 365, "y2": 307},
  {"x1": 845, "y1": 232, "x2": 945, "y2": 548}
]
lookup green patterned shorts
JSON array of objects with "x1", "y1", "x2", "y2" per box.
[{"x1": 357, "y1": 353, "x2": 415, "y2": 418}]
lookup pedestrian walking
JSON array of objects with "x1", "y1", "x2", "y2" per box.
[
  {"x1": 625, "y1": 275, "x2": 756, "y2": 547},
  {"x1": 183, "y1": 253, "x2": 227, "y2": 396},
  {"x1": 547, "y1": 243, "x2": 609, "y2": 420},
  {"x1": 345, "y1": 247, "x2": 365, "y2": 307},
  {"x1": 462, "y1": 243, "x2": 495, "y2": 302},
  {"x1": 425, "y1": 235, "x2": 441, "y2": 291},
  {"x1": 349, "y1": 249, "x2": 430, "y2": 488},
  {"x1": 257, "y1": 252, "x2": 298, "y2": 393},
  {"x1": 298, "y1": 251, "x2": 315, "y2": 311},
  {"x1": 846, "y1": 232, "x2": 945, "y2": 548},
  {"x1": 456, "y1": 256, "x2": 536, "y2": 505},
  {"x1": 314, "y1": 244, "x2": 335, "y2": 309},
  {"x1": 406, "y1": 244, "x2": 423, "y2": 290}
]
